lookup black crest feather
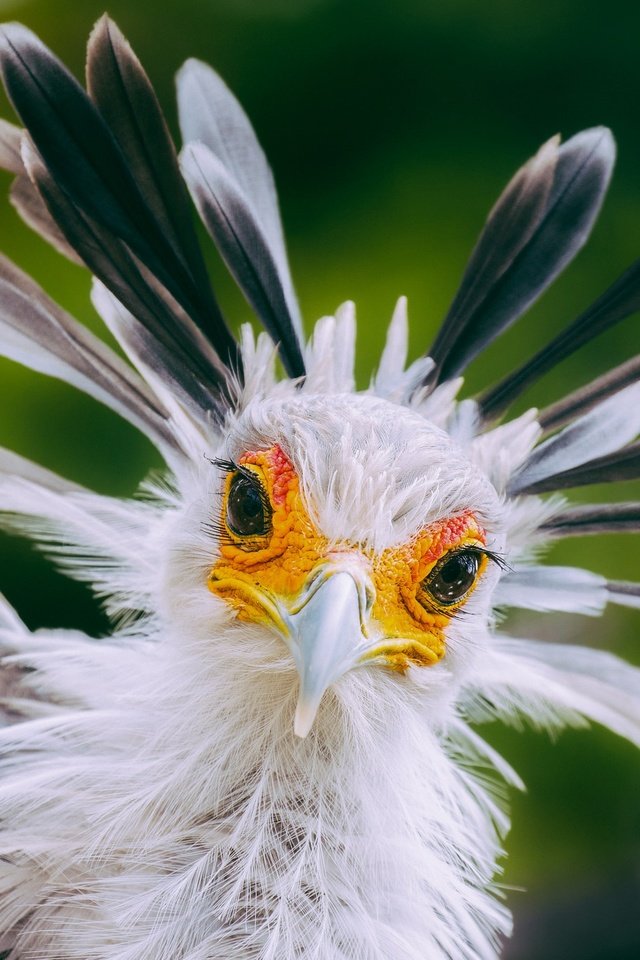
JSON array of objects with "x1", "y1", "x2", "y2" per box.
[
  {"x1": 86, "y1": 17, "x2": 215, "y2": 317},
  {"x1": 181, "y1": 142, "x2": 305, "y2": 379},
  {"x1": 176, "y1": 56, "x2": 303, "y2": 343},
  {"x1": 427, "y1": 128, "x2": 615, "y2": 386},
  {"x1": 541, "y1": 503, "x2": 640, "y2": 537},
  {"x1": 537, "y1": 353, "x2": 640, "y2": 433},
  {"x1": 0, "y1": 21, "x2": 238, "y2": 372},
  {"x1": 21, "y1": 138, "x2": 231, "y2": 417}
]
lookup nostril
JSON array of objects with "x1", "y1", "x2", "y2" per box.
[
  {"x1": 304, "y1": 565, "x2": 325, "y2": 590},
  {"x1": 353, "y1": 576, "x2": 376, "y2": 639},
  {"x1": 363, "y1": 580, "x2": 375, "y2": 614}
]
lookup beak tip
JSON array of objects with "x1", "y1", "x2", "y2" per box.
[{"x1": 293, "y1": 699, "x2": 318, "y2": 739}]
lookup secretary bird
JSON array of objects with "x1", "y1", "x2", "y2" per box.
[{"x1": 0, "y1": 16, "x2": 638, "y2": 960}]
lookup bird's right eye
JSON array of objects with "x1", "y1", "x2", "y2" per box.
[{"x1": 226, "y1": 470, "x2": 271, "y2": 537}]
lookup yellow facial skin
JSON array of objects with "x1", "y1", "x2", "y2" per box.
[{"x1": 208, "y1": 445, "x2": 488, "y2": 669}]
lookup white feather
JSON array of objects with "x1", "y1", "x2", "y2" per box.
[
  {"x1": 373, "y1": 298, "x2": 434, "y2": 402},
  {"x1": 464, "y1": 637, "x2": 640, "y2": 746},
  {"x1": 302, "y1": 303, "x2": 356, "y2": 395},
  {"x1": 0, "y1": 323, "x2": 637, "y2": 960},
  {"x1": 495, "y1": 564, "x2": 608, "y2": 616},
  {"x1": 0, "y1": 446, "x2": 83, "y2": 493},
  {"x1": 415, "y1": 376, "x2": 464, "y2": 429},
  {"x1": 1, "y1": 311, "x2": 638, "y2": 959},
  {"x1": 376, "y1": 295, "x2": 409, "y2": 384},
  {"x1": 470, "y1": 409, "x2": 541, "y2": 492},
  {"x1": 0, "y1": 621, "x2": 512, "y2": 960}
]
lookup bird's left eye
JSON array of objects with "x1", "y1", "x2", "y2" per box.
[
  {"x1": 422, "y1": 549, "x2": 481, "y2": 606},
  {"x1": 226, "y1": 471, "x2": 271, "y2": 537}
]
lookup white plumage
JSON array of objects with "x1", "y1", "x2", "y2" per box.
[{"x1": 0, "y1": 16, "x2": 638, "y2": 960}]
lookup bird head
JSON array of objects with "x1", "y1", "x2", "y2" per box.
[{"x1": 161, "y1": 389, "x2": 503, "y2": 738}]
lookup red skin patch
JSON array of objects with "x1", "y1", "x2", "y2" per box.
[
  {"x1": 421, "y1": 512, "x2": 482, "y2": 564},
  {"x1": 240, "y1": 445, "x2": 295, "y2": 507}
]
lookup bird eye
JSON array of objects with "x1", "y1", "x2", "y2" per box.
[
  {"x1": 226, "y1": 471, "x2": 270, "y2": 537},
  {"x1": 422, "y1": 549, "x2": 481, "y2": 606}
]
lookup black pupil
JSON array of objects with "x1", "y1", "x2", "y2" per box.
[
  {"x1": 427, "y1": 551, "x2": 479, "y2": 605},
  {"x1": 226, "y1": 474, "x2": 268, "y2": 536}
]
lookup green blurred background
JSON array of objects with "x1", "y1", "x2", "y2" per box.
[{"x1": 0, "y1": 0, "x2": 639, "y2": 956}]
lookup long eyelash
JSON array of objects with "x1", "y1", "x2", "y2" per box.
[
  {"x1": 468, "y1": 546, "x2": 511, "y2": 573},
  {"x1": 250, "y1": 475, "x2": 273, "y2": 517},
  {"x1": 201, "y1": 518, "x2": 235, "y2": 546},
  {"x1": 207, "y1": 456, "x2": 238, "y2": 474}
]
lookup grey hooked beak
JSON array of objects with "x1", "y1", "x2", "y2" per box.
[{"x1": 283, "y1": 563, "x2": 375, "y2": 738}]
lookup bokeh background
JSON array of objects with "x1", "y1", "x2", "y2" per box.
[{"x1": 0, "y1": 0, "x2": 639, "y2": 956}]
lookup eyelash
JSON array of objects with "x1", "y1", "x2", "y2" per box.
[{"x1": 468, "y1": 546, "x2": 509, "y2": 572}]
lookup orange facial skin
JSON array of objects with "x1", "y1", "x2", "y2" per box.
[
  {"x1": 208, "y1": 445, "x2": 487, "y2": 669},
  {"x1": 370, "y1": 514, "x2": 486, "y2": 669}
]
